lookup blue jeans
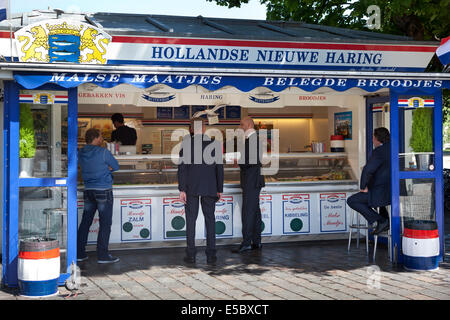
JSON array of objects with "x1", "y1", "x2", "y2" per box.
[{"x1": 77, "y1": 189, "x2": 113, "y2": 260}]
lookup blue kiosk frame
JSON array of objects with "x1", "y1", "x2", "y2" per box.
[
  {"x1": 1, "y1": 69, "x2": 449, "y2": 287},
  {"x1": 2, "y1": 81, "x2": 78, "y2": 287},
  {"x1": 389, "y1": 89, "x2": 444, "y2": 264}
]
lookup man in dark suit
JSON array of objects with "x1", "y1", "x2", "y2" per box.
[
  {"x1": 347, "y1": 127, "x2": 391, "y2": 235},
  {"x1": 233, "y1": 117, "x2": 265, "y2": 253},
  {"x1": 178, "y1": 118, "x2": 224, "y2": 265}
]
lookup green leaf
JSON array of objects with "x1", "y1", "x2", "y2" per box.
[{"x1": 19, "y1": 104, "x2": 36, "y2": 158}]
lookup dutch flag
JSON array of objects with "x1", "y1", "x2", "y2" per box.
[
  {"x1": 436, "y1": 36, "x2": 450, "y2": 66},
  {"x1": 0, "y1": 0, "x2": 7, "y2": 22}
]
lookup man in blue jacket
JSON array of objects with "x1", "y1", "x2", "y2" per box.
[
  {"x1": 347, "y1": 127, "x2": 391, "y2": 235},
  {"x1": 77, "y1": 128, "x2": 120, "y2": 264}
]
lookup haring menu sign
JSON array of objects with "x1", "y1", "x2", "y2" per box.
[
  {"x1": 260, "y1": 194, "x2": 273, "y2": 235},
  {"x1": 210, "y1": 195, "x2": 233, "y2": 238}
]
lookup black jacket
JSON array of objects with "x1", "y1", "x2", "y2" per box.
[
  {"x1": 111, "y1": 125, "x2": 137, "y2": 145},
  {"x1": 178, "y1": 134, "x2": 224, "y2": 197},
  {"x1": 239, "y1": 132, "x2": 265, "y2": 190},
  {"x1": 360, "y1": 142, "x2": 391, "y2": 207}
]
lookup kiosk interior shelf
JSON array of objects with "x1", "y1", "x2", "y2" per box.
[{"x1": 105, "y1": 153, "x2": 356, "y2": 186}]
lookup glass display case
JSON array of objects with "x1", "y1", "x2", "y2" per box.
[{"x1": 96, "y1": 153, "x2": 356, "y2": 187}]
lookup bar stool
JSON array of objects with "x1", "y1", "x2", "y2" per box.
[
  {"x1": 373, "y1": 206, "x2": 392, "y2": 261},
  {"x1": 347, "y1": 208, "x2": 369, "y2": 254}
]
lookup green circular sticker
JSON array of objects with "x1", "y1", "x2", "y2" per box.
[
  {"x1": 171, "y1": 216, "x2": 185, "y2": 230},
  {"x1": 140, "y1": 228, "x2": 150, "y2": 239},
  {"x1": 123, "y1": 222, "x2": 133, "y2": 232},
  {"x1": 261, "y1": 221, "x2": 265, "y2": 232},
  {"x1": 290, "y1": 218, "x2": 303, "y2": 232},
  {"x1": 215, "y1": 221, "x2": 226, "y2": 235}
]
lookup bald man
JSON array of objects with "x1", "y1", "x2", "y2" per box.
[{"x1": 233, "y1": 117, "x2": 265, "y2": 253}]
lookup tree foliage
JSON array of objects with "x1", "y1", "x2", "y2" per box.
[
  {"x1": 207, "y1": 0, "x2": 450, "y2": 41},
  {"x1": 19, "y1": 104, "x2": 36, "y2": 158},
  {"x1": 410, "y1": 107, "x2": 434, "y2": 152}
]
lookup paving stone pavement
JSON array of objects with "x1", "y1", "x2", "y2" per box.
[{"x1": 1, "y1": 214, "x2": 449, "y2": 301}]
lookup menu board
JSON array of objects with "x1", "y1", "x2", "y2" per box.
[
  {"x1": 226, "y1": 106, "x2": 241, "y2": 119},
  {"x1": 217, "y1": 106, "x2": 225, "y2": 119},
  {"x1": 157, "y1": 107, "x2": 173, "y2": 119},
  {"x1": 174, "y1": 106, "x2": 190, "y2": 119},
  {"x1": 162, "y1": 129, "x2": 182, "y2": 154},
  {"x1": 191, "y1": 106, "x2": 207, "y2": 118}
]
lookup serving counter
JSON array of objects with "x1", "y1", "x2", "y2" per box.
[{"x1": 77, "y1": 153, "x2": 359, "y2": 249}]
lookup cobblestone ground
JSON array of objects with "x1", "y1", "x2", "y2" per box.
[{"x1": 1, "y1": 215, "x2": 449, "y2": 300}]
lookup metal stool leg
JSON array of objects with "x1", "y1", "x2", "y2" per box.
[
  {"x1": 356, "y1": 212, "x2": 360, "y2": 249},
  {"x1": 365, "y1": 219, "x2": 369, "y2": 254},
  {"x1": 373, "y1": 235, "x2": 377, "y2": 260},
  {"x1": 347, "y1": 227, "x2": 352, "y2": 252},
  {"x1": 348, "y1": 209, "x2": 354, "y2": 251}
]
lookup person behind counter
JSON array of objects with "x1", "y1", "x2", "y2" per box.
[
  {"x1": 346, "y1": 127, "x2": 391, "y2": 235},
  {"x1": 232, "y1": 116, "x2": 265, "y2": 254},
  {"x1": 111, "y1": 113, "x2": 137, "y2": 145},
  {"x1": 178, "y1": 118, "x2": 224, "y2": 265},
  {"x1": 77, "y1": 128, "x2": 120, "y2": 264}
]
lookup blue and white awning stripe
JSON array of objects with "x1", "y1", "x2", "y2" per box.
[{"x1": 13, "y1": 72, "x2": 450, "y2": 93}]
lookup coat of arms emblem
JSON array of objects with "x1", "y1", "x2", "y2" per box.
[{"x1": 15, "y1": 19, "x2": 111, "y2": 64}]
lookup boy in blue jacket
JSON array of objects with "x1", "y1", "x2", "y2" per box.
[{"x1": 77, "y1": 128, "x2": 120, "y2": 264}]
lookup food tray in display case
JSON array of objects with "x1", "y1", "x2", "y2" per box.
[{"x1": 100, "y1": 153, "x2": 356, "y2": 187}]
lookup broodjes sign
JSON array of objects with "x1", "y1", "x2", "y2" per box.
[{"x1": 14, "y1": 72, "x2": 449, "y2": 94}]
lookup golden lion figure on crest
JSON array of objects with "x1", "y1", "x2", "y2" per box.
[
  {"x1": 80, "y1": 28, "x2": 110, "y2": 64},
  {"x1": 17, "y1": 26, "x2": 49, "y2": 62}
]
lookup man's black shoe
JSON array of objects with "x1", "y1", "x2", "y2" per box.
[
  {"x1": 183, "y1": 256, "x2": 196, "y2": 264},
  {"x1": 206, "y1": 255, "x2": 217, "y2": 265},
  {"x1": 232, "y1": 245, "x2": 252, "y2": 253},
  {"x1": 251, "y1": 243, "x2": 262, "y2": 250},
  {"x1": 371, "y1": 219, "x2": 389, "y2": 235}
]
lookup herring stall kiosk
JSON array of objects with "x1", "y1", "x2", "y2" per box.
[{"x1": 0, "y1": 10, "x2": 449, "y2": 287}]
